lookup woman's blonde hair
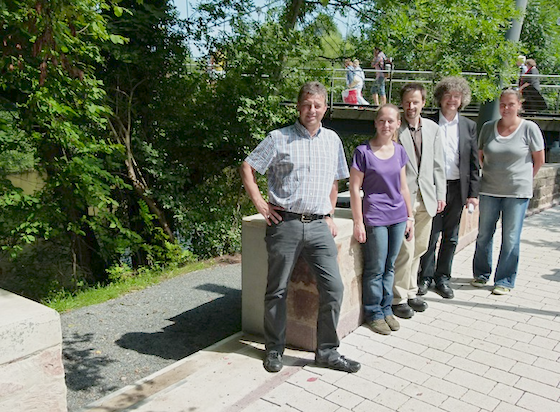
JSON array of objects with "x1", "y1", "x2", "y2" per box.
[{"x1": 374, "y1": 103, "x2": 401, "y2": 142}]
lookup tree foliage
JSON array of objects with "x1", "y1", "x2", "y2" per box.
[
  {"x1": 0, "y1": 0, "x2": 131, "y2": 287},
  {"x1": 1, "y1": 0, "x2": 559, "y2": 301},
  {"x1": 352, "y1": 0, "x2": 520, "y2": 101},
  {"x1": 520, "y1": 0, "x2": 560, "y2": 73}
]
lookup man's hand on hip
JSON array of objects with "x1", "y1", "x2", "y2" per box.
[{"x1": 255, "y1": 199, "x2": 283, "y2": 226}]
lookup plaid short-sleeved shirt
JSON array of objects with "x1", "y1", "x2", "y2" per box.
[{"x1": 246, "y1": 121, "x2": 349, "y2": 215}]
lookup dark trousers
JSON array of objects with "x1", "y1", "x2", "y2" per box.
[
  {"x1": 419, "y1": 180, "x2": 463, "y2": 283},
  {"x1": 264, "y1": 218, "x2": 343, "y2": 362},
  {"x1": 523, "y1": 85, "x2": 547, "y2": 112}
]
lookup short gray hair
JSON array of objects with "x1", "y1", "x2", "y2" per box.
[
  {"x1": 298, "y1": 81, "x2": 328, "y2": 104},
  {"x1": 433, "y1": 76, "x2": 472, "y2": 110}
]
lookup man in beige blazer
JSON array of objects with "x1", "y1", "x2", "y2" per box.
[{"x1": 392, "y1": 83, "x2": 447, "y2": 319}]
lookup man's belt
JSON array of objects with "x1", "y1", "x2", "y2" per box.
[{"x1": 278, "y1": 211, "x2": 329, "y2": 223}]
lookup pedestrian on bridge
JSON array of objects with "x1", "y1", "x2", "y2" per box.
[
  {"x1": 352, "y1": 59, "x2": 370, "y2": 106},
  {"x1": 370, "y1": 47, "x2": 388, "y2": 106},
  {"x1": 240, "y1": 81, "x2": 361, "y2": 374},
  {"x1": 519, "y1": 58, "x2": 547, "y2": 112},
  {"x1": 472, "y1": 88, "x2": 545, "y2": 295}
]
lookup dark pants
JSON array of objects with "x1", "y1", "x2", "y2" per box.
[
  {"x1": 264, "y1": 218, "x2": 343, "y2": 362},
  {"x1": 523, "y1": 85, "x2": 547, "y2": 112},
  {"x1": 419, "y1": 180, "x2": 463, "y2": 284}
]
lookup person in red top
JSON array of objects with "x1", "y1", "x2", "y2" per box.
[{"x1": 519, "y1": 59, "x2": 547, "y2": 112}]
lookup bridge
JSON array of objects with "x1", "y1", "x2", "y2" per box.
[{"x1": 318, "y1": 68, "x2": 560, "y2": 144}]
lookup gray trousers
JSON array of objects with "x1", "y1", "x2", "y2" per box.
[{"x1": 264, "y1": 218, "x2": 343, "y2": 361}]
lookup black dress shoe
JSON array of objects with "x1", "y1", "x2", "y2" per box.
[
  {"x1": 392, "y1": 303, "x2": 414, "y2": 319},
  {"x1": 417, "y1": 277, "x2": 431, "y2": 296},
  {"x1": 263, "y1": 351, "x2": 283, "y2": 373},
  {"x1": 316, "y1": 355, "x2": 361, "y2": 373},
  {"x1": 408, "y1": 297, "x2": 428, "y2": 312},
  {"x1": 435, "y1": 282, "x2": 454, "y2": 299}
]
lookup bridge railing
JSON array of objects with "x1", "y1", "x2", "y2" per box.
[{"x1": 329, "y1": 67, "x2": 560, "y2": 114}]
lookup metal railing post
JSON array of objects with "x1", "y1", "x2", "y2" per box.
[
  {"x1": 330, "y1": 64, "x2": 335, "y2": 115},
  {"x1": 388, "y1": 65, "x2": 394, "y2": 104}
]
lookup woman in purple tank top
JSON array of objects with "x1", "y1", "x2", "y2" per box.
[{"x1": 349, "y1": 104, "x2": 414, "y2": 335}]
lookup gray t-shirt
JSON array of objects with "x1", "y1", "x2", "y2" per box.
[{"x1": 479, "y1": 119, "x2": 544, "y2": 198}]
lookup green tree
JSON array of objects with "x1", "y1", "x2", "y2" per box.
[
  {"x1": 520, "y1": 0, "x2": 560, "y2": 73},
  {"x1": 0, "y1": 0, "x2": 133, "y2": 290},
  {"x1": 353, "y1": 0, "x2": 520, "y2": 101},
  {"x1": 97, "y1": 0, "x2": 192, "y2": 265}
]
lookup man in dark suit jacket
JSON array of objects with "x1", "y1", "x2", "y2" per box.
[{"x1": 418, "y1": 77, "x2": 480, "y2": 299}]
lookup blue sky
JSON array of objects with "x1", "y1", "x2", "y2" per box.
[
  {"x1": 173, "y1": 1, "x2": 282, "y2": 23},
  {"x1": 172, "y1": 0, "x2": 357, "y2": 37}
]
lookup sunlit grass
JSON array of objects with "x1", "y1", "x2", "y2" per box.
[{"x1": 44, "y1": 260, "x2": 214, "y2": 313}]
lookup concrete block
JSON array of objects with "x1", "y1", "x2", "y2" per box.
[
  {"x1": 241, "y1": 209, "x2": 362, "y2": 351},
  {"x1": 0, "y1": 289, "x2": 66, "y2": 412}
]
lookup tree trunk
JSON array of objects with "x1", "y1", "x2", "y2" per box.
[
  {"x1": 283, "y1": 0, "x2": 305, "y2": 31},
  {"x1": 108, "y1": 84, "x2": 176, "y2": 243},
  {"x1": 273, "y1": 0, "x2": 306, "y2": 82}
]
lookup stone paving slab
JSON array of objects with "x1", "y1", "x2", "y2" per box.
[{"x1": 84, "y1": 206, "x2": 560, "y2": 412}]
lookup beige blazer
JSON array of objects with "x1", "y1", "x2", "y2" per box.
[{"x1": 398, "y1": 117, "x2": 446, "y2": 217}]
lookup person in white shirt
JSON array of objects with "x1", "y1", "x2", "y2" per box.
[
  {"x1": 352, "y1": 59, "x2": 369, "y2": 105},
  {"x1": 418, "y1": 77, "x2": 480, "y2": 299}
]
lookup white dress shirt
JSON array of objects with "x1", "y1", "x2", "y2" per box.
[{"x1": 439, "y1": 111, "x2": 460, "y2": 180}]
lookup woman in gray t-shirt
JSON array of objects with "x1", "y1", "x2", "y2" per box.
[{"x1": 471, "y1": 88, "x2": 545, "y2": 295}]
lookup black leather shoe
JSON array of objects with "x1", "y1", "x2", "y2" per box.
[
  {"x1": 435, "y1": 281, "x2": 454, "y2": 299},
  {"x1": 417, "y1": 277, "x2": 431, "y2": 296},
  {"x1": 316, "y1": 355, "x2": 361, "y2": 373},
  {"x1": 408, "y1": 297, "x2": 428, "y2": 312},
  {"x1": 392, "y1": 303, "x2": 414, "y2": 319},
  {"x1": 263, "y1": 351, "x2": 283, "y2": 373}
]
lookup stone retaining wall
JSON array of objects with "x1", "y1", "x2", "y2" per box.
[
  {"x1": 0, "y1": 289, "x2": 67, "y2": 411},
  {"x1": 529, "y1": 164, "x2": 560, "y2": 214}
]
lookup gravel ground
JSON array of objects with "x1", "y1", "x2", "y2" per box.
[{"x1": 61, "y1": 261, "x2": 242, "y2": 412}]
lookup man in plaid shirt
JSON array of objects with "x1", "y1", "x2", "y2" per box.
[{"x1": 240, "y1": 81, "x2": 360, "y2": 374}]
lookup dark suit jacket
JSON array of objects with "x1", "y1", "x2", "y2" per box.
[{"x1": 429, "y1": 112, "x2": 480, "y2": 205}]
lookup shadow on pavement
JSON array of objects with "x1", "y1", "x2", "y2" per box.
[
  {"x1": 64, "y1": 332, "x2": 119, "y2": 392},
  {"x1": 115, "y1": 284, "x2": 242, "y2": 360}
]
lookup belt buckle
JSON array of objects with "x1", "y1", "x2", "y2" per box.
[{"x1": 300, "y1": 214, "x2": 312, "y2": 223}]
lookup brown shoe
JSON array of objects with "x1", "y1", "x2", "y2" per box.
[
  {"x1": 385, "y1": 315, "x2": 400, "y2": 331},
  {"x1": 367, "y1": 319, "x2": 391, "y2": 335}
]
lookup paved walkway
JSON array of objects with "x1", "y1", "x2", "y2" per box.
[{"x1": 85, "y1": 206, "x2": 560, "y2": 412}]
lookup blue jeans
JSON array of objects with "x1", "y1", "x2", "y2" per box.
[
  {"x1": 473, "y1": 195, "x2": 529, "y2": 289},
  {"x1": 362, "y1": 222, "x2": 406, "y2": 321},
  {"x1": 370, "y1": 76, "x2": 386, "y2": 96}
]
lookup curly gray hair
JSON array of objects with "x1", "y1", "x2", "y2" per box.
[{"x1": 433, "y1": 76, "x2": 472, "y2": 110}]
